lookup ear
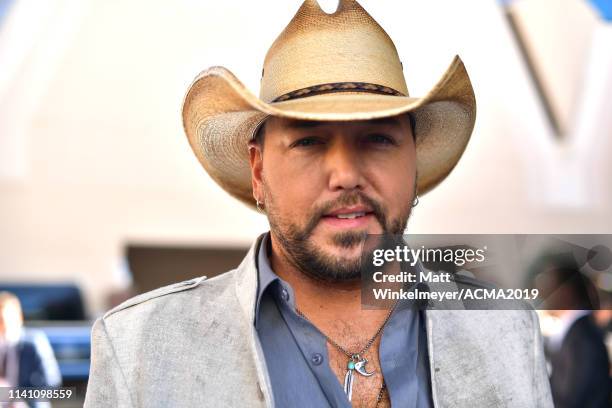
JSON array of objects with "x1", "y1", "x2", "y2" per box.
[{"x1": 248, "y1": 140, "x2": 264, "y2": 203}]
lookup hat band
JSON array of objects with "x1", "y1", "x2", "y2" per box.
[{"x1": 272, "y1": 82, "x2": 405, "y2": 103}]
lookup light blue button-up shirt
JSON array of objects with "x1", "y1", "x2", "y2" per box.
[{"x1": 254, "y1": 233, "x2": 433, "y2": 407}]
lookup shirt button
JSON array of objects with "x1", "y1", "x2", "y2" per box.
[
  {"x1": 311, "y1": 353, "x2": 323, "y2": 366},
  {"x1": 281, "y1": 288, "x2": 289, "y2": 301}
]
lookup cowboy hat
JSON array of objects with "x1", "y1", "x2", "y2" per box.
[{"x1": 182, "y1": 0, "x2": 476, "y2": 209}]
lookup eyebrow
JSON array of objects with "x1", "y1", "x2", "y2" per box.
[{"x1": 285, "y1": 117, "x2": 403, "y2": 130}]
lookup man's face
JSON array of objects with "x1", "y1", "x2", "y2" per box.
[{"x1": 249, "y1": 115, "x2": 417, "y2": 282}]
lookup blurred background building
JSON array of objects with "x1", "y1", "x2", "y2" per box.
[{"x1": 0, "y1": 0, "x2": 611, "y2": 405}]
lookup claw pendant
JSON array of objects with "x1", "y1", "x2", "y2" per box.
[{"x1": 343, "y1": 354, "x2": 375, "y2": 401}]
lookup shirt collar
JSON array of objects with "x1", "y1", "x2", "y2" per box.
[{"x1": 254, "y1": 232, "x2": 285, "y2": 328}]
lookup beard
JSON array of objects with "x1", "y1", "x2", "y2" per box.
[{"x1": 265, "y1": 188, "x2": 412, "y2": 283}]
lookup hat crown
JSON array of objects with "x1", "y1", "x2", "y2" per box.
[{"x1": 260, "y1": 0, "x2": 409, "y2": 103}]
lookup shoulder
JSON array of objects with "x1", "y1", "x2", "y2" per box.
[
  {"x1": 94, "y1": 269, "x2": 244, "y2": 360},
  {"x1": 19, "y1": 328, "x2": 51, "y2": 350},
  {"x1": 102, "y1": 276, "x2": 206, "y2": 319},
  {"x1": 102, "y1": 270, "x2": 237, "y2": 321},
  {"x1": 90, "y1": 269, "x2": 251, "y2": 379},
  {"x1": 566, "y1": 315, "x2": 608, "y2": 351}
]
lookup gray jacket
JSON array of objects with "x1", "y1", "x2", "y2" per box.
[{"x1": 84, "y1": 236, "x2": 553, "y2": 407}]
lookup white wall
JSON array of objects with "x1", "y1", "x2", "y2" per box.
[{"x1": 0, "y1": 0, "x2": 611, "y2": 315}]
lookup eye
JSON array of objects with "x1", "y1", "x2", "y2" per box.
[
  {"x1": 365, "y1": 133, "x2": 396, "y2": 145},
  {"x1": 291, "y1": 137, "x2": 324, "y2": 148}
]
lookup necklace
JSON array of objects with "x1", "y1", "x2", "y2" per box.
[{"x1": 295, "y1": 302, "x2": 397, "y2": 403}]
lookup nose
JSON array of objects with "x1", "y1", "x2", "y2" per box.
[{"x1": 326, "y1": 138, "x2": 364, "y2": 192}]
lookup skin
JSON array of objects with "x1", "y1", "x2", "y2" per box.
[{"x1": 248, "y1": 114, "x2": 417, "y2": 407}]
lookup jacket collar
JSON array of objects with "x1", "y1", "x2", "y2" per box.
[{"x1": 234, "y1": 233, "x2": 266, "y2": 326}]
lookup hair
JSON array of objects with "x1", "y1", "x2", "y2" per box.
[
  {"x1": 253, "y1": 112, "x2": 417, "y2": 150},
  {"x1": 548, "y1": 266, "x2": 599, "y2": 309},
  {"x1": 253, "y1": 120, "x2": 267, "y2": 149},
  {"x1": 0, "y1": 291, "x2": 21, "y2": 312},
  {"x1": 528, "y1": 253, "x2": 600, "y2": 310},
  {"x1": 407, "y1": 113, "x2": 417, "y2": 138}
]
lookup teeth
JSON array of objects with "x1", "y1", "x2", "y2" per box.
[{"x1": 336, "y1": 212, "x2": 366, "y2": 219}]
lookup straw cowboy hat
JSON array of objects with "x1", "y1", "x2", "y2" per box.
[{"x1": 182, "y1": 0, "x2": 476, "y2": 209}]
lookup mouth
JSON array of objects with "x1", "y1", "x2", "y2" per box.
[
  {"x1": 331, "y1": 211, "x2": 369, "y2": 219},
  {"x1": 320, "y1": 206, "x2": 376, "y2": 229}
]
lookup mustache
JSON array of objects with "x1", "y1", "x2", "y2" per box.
[{"x1": 302, "y1": 191, "x2": 387, "y2": 236}]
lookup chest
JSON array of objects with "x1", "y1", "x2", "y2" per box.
[{"x1": 326, "y1": 337, "x2": 390, "y2": 407}]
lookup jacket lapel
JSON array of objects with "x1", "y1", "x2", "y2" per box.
[
  {"x1": 234, "y1": 234, "x2": 275, "y2": 407},
  {"x1": 234, "y1": 236, "x2": 261, "y2": 324}
]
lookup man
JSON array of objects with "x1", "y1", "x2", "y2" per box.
[
  {"x1": 536, "y1": 263, "x2": 610, "y2": 407},
  {"x1": 0, "y1": 292, "x2": 62, "y2": 408},
  {"x1": 85, "y1": 1, "x2": 553, "y2": 406}
]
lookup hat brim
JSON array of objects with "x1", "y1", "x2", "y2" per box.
[{"x1": 182, "y1": 55, "x2": 476, "y2": 208}]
